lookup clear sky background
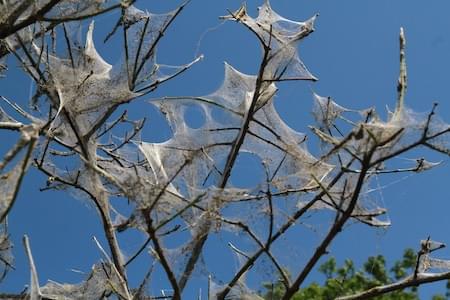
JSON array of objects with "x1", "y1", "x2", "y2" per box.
[{"x1": 2, "y1": 0, "x2": 450, "y2": 298}]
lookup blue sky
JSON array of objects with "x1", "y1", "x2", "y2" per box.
[{"x1": 2, "y1": 0, "x2": 450, "y2": 298}]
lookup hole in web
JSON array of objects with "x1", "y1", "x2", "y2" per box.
[
  {"x1": 184, "y1": 104, "x2": 205, "y2": 129},
  {"x1": 142, "y1": 104, "x2": 172, "y2": 143},
  {"x1": 229, "y1": 152, "x2": 264, "y2": 188}
]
